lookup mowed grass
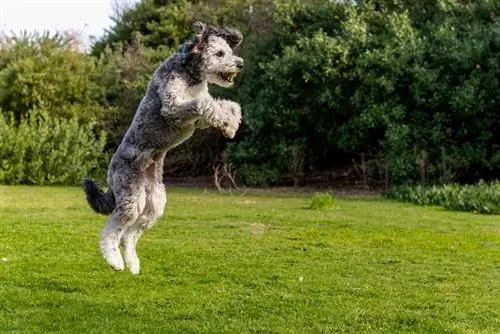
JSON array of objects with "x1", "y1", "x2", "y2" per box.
[{"x1": 0, "y1": 186, "x2": 499, "y2": 333}]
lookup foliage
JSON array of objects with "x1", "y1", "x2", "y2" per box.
[
  {"x1": 91, "y1": 0, "x2": 269, "y2": 56},
  {"x1": 0, "y1": 108, "x2": 107, "y2": 185},
  {"x1": 91, "y1": 0, "x2": 193, "y2": 56},
  {"x1": 229, "y1": 0, "x2": 500, "y2": 186},
  {"x1": 386, "y1": 181, "x2": 500, "y2": 214},
  {"x1": 0, "y1": 32, "x2": 103, "y2": 123},
  {"x1": 0, "y1": 32, "x2": 107, "y2": 185},
  {"x1": 235, "y1": 163, "x2": 281, "y2": 187},
  {"x1": 308, "y1": 192, "x2": 334, "y2": 210},
  {"x1": 2, "y1": 0, "x2": 500, "y2": 186}
]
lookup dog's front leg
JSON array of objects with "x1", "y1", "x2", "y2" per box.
[
  {"x1": 211, "y1": 99, "x2": 242, "y2": 139},
  {"x1": 161, "y1": 99, "x2": 206, "y2": 125},
  {"x1": 157, "y1": 78, "x2": 241, "y2": 136},
  {"x1": 162, "y1": 98, "x2": 239, "y2": 137},
  {"x1": 187, "y1": 98, "x2": 242, "y2": 138},
  {"x1": 194, "y1": 118, "x2": 211, "y2": 129}
]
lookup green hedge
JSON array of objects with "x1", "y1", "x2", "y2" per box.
[{"x1": 386, "y1": 181, "x2": 500, "y2": 215}]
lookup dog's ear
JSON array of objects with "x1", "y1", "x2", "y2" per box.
[
  {"x1": 224, "y1": 27, "x2": 243, "y2": 48},
  {"x1": 193, "y1": 21, "x2": 206, "y2": 38},
  {"x1": 191, "y1": 21, "x2": 207, "y2": 53}
]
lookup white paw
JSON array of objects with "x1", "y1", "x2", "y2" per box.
[
  {"x1": 124, "y1": 251, "x2": 141, "y2": 275},
  {"x1": 129, "y1": 263, "x2": 140, "y2": 275},
  {"x1": 100, "y1": 236, "x2": 124, "y2": 271},
  {"x1": 102, "y1": 247, "x2": 125, "y2": 271},
  {"x1": 223, "y1": 128, "x2": 237, "y2": 139},
  {"x1": 221, "y1": 100, "x2": 242, "y2": 119},
  {"x1": 218, "y1": 100, "x2": 241, "y2": 138}
]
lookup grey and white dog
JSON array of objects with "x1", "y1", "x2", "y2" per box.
[{"x1": 83, "y1": 22, "x2": 244, "y2": 275}]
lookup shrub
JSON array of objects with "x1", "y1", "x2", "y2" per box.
[
  {"x1": 386, "y1": 181, "x2": 500, "y2": 215},
  {"x1": 236, "y1": 164, "x2": 281, "y2": 187},
  {"x1": 0, "y1": 108, "x2": 107, "y2": 185},
  {"x1": 0, "y1": 32, "x2": 103, "y2": 123},
  {"x1": 228, "y1": 0, "x2": 500, "y2": 186},
  {"x1": 309, "y1": 192, "x2": 334, "y2": 210},
  {"x1": 386, "y1": 185, "x2": 447, "y2": 206}
]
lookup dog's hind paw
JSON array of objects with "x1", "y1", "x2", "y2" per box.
[
  {"x1": 101, "y1": 246, "x2": 125, "y2": 271},
  {"x1": 107, "y1": 254, "x2": 125, "y2": 271},
  {"x1": 128, "y1": 263, "x2": 140, "y2": 275},
  {"x1": 124, "y1": 252, "x2": 141, "y2": 275}
]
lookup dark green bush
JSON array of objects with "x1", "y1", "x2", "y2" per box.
[
  {"x1": 386, "y1": 181, "x2": 500, "y2": 214},
  {"x1": 228, "y1": 0, "x2": 500, "y2": 186},
  {"x1": 236, "y1": 164, "x2": 281, "y2": 187},
  {"x1": 0, "y1": 108, "x2": 107, "y2": 185}
]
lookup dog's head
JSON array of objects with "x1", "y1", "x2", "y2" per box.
[{"x1": 186, "y1": 21, "x2": 244, "y2": 87}]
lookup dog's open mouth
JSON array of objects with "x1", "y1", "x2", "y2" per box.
[{"x1": 218, "y1": 71, "x2": 238, "y2": 82}]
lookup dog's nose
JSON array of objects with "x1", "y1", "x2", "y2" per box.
[{"x1": 236, "y1": 59, "x2": 244, "y2": 70}]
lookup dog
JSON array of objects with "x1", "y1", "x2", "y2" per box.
[{"x1": 83, "y1": 21, "x2": 243, "y2": 275}]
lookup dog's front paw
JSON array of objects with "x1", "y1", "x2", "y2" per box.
[
  {"x1": 219, "y1": 100, "x2": 242, "y2": 118},
  {"x1": 217, "y1": 100, "x2": 242, "y2": 139}
]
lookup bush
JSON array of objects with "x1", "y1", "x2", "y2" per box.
[
  {"x1": 0, "y1": 108, "x2": 107, "y2": 185},
  {"x1": 236, "y1": 164, "x2": 281, "y2": 187},
  {"x1": 0, "y1": 32, "x2": 103, "y2": 123},
  {"x1": 385, "y1": 185, "x2": 447, "y2": 206},
  {"x1": 386, "y1": 181, "x2": 500, "y2": 214},
  {"x1": 228, "y1": 0, "x2": 500, "y2": 186},
  {"x1": 309, "y1": 192, "x2": 334, "y2": 210}
]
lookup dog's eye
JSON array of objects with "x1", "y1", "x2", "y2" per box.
[{"x1": 216, "y1": 50, "x2": 225, "y2": 57}]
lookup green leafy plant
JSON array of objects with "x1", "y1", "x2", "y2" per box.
[
  {"x1": 236, "y1": 164, "x2": 281, "y2": 187},
  {"x1": 0, "y1": 108, "x2": 107, "y2": 185},
  {"x1": 386, "y1": 181, "x2": 500, "y2": 214},
  {"x1": 309, "y1": 192, "x2": 334, "y2": 210}
]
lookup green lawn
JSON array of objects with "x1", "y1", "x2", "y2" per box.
[{"x1": 0, "y1": 185, "x2": 499, "y2": 333}]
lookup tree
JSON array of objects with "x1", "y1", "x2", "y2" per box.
[{"x1": 229, "y1": 0, "x2": 500, "y2": 186}]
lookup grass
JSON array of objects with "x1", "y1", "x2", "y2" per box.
[{"x1": 0, "y1": 185, "x2": 499, "y2": 333}]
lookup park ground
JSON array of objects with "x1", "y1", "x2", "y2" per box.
[{"x1": 0, "y1": 185, "x2": 499, "y2": 333}]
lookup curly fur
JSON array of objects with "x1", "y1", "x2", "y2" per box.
[{"x1": 83, "y1": 22, "x2": 244, "y2": 275}]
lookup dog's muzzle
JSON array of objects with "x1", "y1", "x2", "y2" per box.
[{"x1": 235, "y1": 59, "x2": 244, "y2": 70}]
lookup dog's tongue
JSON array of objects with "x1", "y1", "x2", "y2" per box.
[{"x1": 225, "y1": 72, "x2": 237, "y2": 82}]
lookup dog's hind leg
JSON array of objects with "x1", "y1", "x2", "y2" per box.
[
  {"x1": 100, "y1": 187, "x2": 147, "y2": 271},
  {"x1": 121, "y1": 221, "x2": 142, "y2": 275},
  {"x1": 122, "y1": 178, "x2": 166, "y2": 275},
  {"x1": 121, "y1": 216, "x2": 157, "y2": 275}
]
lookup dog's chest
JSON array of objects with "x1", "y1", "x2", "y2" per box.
[{"x1": 185, "y1": 83, "x2": 208, "y2": 100}]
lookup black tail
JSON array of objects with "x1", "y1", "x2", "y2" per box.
[{"x1": 82, "y1": 178, "x2": 116, "y2": 215}]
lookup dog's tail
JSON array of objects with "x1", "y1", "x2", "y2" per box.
[{"x1": 82, "y1": 178, "x2": 116, "y2": 215}]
